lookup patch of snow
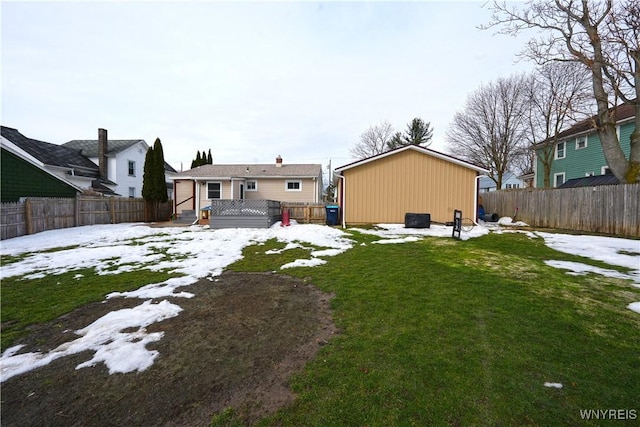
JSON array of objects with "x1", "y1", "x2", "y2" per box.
[
  {"x1": 628, "y1": 302, "x2": 640, "y2": 314},
  {"x1": 497, "y1": 216, "x2": 529, "y2": 227},
  {"x1": 544, "y1": 260, "x2": 639, "y2": 285},
  {"x1": 544, "y1": 382, "x2": 563, "y2": 389},
  {"x1": 538, "y1": 232, "x2": 640, "y2": 284},
  {"x1": 1, "y1": 300, "x2": 182, "y2": 382},
  {"x1": 281, "y1": 258, "x2": 327, "y2": 269}
]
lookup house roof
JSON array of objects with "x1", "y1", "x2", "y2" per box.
[
  {"x1": 173, "y1": 163, "x2": 322, "y2": 179},
  {"x1": 1, "y1": 126, "x2": 99, "y2": 172},
  {"x1": 63, "y1": 139, "x2": 178, "y2": 173},
  {"x1": 558, "y1": 174, "x2": 620, "y2": 188},
  {"x1": 334, "y1": 145, "x2": 488, "y2": 174},
  {"x1": 532, "y1": 100, "x2": 636, "y2": 148},
  {"x1": 63, "y1": 139, "x2": 144, "y2": 157}
]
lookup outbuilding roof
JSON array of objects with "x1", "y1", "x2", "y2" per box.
[
  {"x1": 334, "y1": 145, "x2": 488, "y2": 174},
  {"x1": 558, "y1": 174, "x2": 620, "y2": 188}
]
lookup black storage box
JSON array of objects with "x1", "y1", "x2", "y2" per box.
[{"x1": 404, "y1": 213, "x2": 431, "y2": 228}]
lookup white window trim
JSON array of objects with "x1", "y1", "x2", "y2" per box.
[
  {"x1": 128, "y1": 187, "x2": 135, "y2": 198},
  {"x1": 246, "y1": 180, "x2": 258, "y2": 191},
  {"x1": 601, "y1": 166, "x2": 611, "y2": 175},
  {"x1": 585, "y1": 171, "x2": 594, "y2": 177},
  {"x1": 207, "y1": 181, "x2": 223, "y2": 199},
  {"x1": 555, "y1": 141, "x2": 566, "y2": 160},
  {"x1": 285, "y1": 180, "x2": 302, "y2": 191},
  {"x1": 128, "y1": 160, "x2": 136, "y2": 176},
  {"x1": 575, "y1": 135, "x2": 587, "y2": 150},
  {"x1": 554, "y1": 172, "x2": 566, "y2": 188}
]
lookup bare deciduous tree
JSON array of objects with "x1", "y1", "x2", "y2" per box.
[
  {"x1": 350, "y1": 120, "x2": 395, "y2": 160},
  {"x1": 446, "y1": 74, "x2": 529, "y2": 189},
  {"x1": 485, "y1": 0, "x2": 640, "y2": 183},
  {"x1": 527, "y1": 61, "x2": 592, "y2": 187}
]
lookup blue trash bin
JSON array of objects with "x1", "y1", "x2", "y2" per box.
[{"x1": 325, "y1": 205, "x2": 339, "y2": 226}]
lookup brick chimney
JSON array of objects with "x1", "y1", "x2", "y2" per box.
[
  {"x1": 98, "y1": 128, "x2": 108, "y2": 180},
  {"x1": 276, "y1": 155, "x2": 282, "y2": 167}
]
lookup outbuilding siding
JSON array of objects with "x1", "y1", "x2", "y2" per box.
[{"x1": 340, "y1": 149, "x2": 480, "y2": 224}]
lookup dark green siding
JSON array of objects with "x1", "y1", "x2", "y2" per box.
[{"x1": 1, "y1": 148, "x2": 78, "y2": 202}]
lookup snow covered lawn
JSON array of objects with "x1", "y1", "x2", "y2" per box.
[{"x1": 1, "y1": 220, "x2": 639, "y2": 384}]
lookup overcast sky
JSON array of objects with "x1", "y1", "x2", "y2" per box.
[{"x1": 2, "y1": 1, "x2": 534, "y2": 172}]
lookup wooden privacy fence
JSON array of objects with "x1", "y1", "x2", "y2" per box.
[
  {"x1": 1, "y1": 197, "x2": 173, "y2": 240},
  {"x1": 281, "y1": 202, "x2": 327, "y2": 224},
  {"x1": 481, "y1": 183, "x2": 640, "y2": 237}
]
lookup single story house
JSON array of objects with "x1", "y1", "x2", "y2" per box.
[
  {"x1": 172, "y1": 156, "x2": 323, "y2": 220},
  {"x1": 334, "y1": 145, "x2": 488, "y2": 226}
]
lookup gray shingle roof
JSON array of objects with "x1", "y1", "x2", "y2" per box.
[
  {"x1": 1, "y1": 126, "x2": 99, "y2": 172},
  {"x1": 174, "y1": 163, "x2": 322, "y2": 178},
  {"x1": 558, "y1": 174, "x2": 619, "y2": 188},
  {"x1": 63, "y1": 139, "x2": 177, "y2": 173},
  {"x1": 63, "y1": 139, "x2": 144, "y2": 157}
]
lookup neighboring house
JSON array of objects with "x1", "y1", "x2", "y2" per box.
[
  {"x1": 172, "y1": 156, "x2": 323, "y2": 218},
  {"x1": 64, "y1": 129, "x2": 177, "y2": 199},
  {"x1": 333, "y1": 145, "x2": 488, "y2": 226},
  {"x1": 478, "y1": 172, "x2": 526, "y2": 192},
  {"x1": 531, "y1": 101, "x2": 635, "y2": 188},
  {"x1": 1, "y1": 142, "x2": 82, "y2": 203},
  {"x1": 0, "y1": 126, "x2": 114, "y2": 201}
]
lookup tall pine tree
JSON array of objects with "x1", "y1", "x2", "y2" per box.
[
  {"x1": 142, "y1": 138, "x2": 168, "y2": 221},
  {"x1": 207, "y1": 149, "x2": 213, "y2": 164}
]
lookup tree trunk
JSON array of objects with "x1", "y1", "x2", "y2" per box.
[{"x1": 584, "y1": 12, "x2": 635, "y2": 183}]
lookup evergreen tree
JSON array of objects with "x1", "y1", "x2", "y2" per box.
[
  {"x1": 404, "y1": 117, "x2": 433, "y2": 147},
  {"x1": 142, "y1": 145, "x2": 155, "y2": 202},
  {"x1": 153, "y1": 138, "x2": 168, "y2": 204},
  {"x1": 142, "y1": 138, "x2": 168, "y2": 221},
  {"x1": 194, "y1": 151, "x2": 202, "y2": 168},
  {"x1": 207, "y1": 149, "x2": 213, "y2": 164}
]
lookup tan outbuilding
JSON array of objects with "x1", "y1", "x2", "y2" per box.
[{"x1": 334, "y1": 145, "x2": 488, "y2": 226}]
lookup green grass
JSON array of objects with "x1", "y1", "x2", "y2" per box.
[
  {"x1": 229, "y1": 231, "x2": 640, "y2": 426},
  {"x1": 1, "y1": 268, "x2": 178, "y2": 350},
  {"x1": 2, "y1": 229, "x2": 639, "y2": 426}
]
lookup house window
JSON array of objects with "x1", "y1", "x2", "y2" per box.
[
  {"x1": 575, "y1": 136, "x2": 587, "y2": 150},
  {"x1": 555, "y1": 141, "x2": 566, "y2": 159},
  {"x1": 554, "y1": 172, "x2": 566, "y2": 188},
  {"x1": 207, "y1": 182, "x2": 222, "y2": 199},
  {"x1": 506, "y1": 184, "x2": 520, "y2": 189},
  {"x1": 285, "y1": 180, "x2": 302, "y2": 191},
  {"x1": 128, "y1": 160, "x2": 136, "y2": 176},
  {"x1": 128, "y1": 187, "x2": 135, "y2": 198},
  {"x1": 246, "y1": 180, "x2": 257, "y2": 191}
]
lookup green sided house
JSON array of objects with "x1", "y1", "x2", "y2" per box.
[
  {"x1": 531, "y1": 101, "x2": 635, "y2": 188},
  {"x1": 1, "y1": 126, "x2": 88, "y2": 202}
]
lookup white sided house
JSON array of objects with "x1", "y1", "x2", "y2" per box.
[
  {"x1": 64, "y1": 129, "x2": 177, "y2": 198},
  {"x1": 172, "y1": 156, "x2": 323, "y2": 220}
]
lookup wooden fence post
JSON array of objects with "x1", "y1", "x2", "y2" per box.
[
  {"x1": 110, "y1": 197, "x2": 116, "y2": 224},
  {"x1": 25, "y1": 198, "x2": 33, "y2": 235}
]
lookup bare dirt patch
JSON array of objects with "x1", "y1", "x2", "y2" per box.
[{"x1": 1, "y1": 272, "x2": 337, "y2": 426}]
